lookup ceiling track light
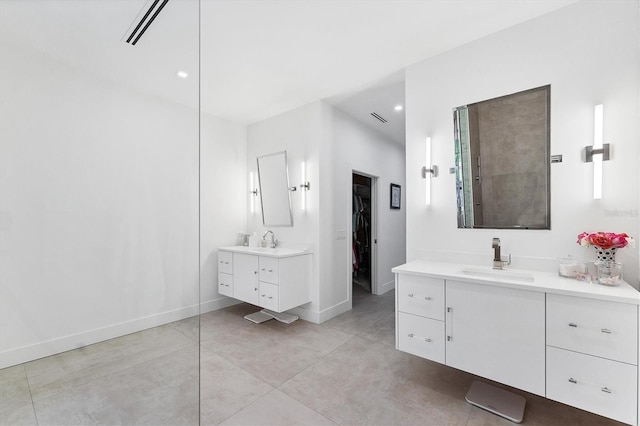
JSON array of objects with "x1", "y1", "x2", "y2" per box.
[
  {"x1": 370, "y1": 112, "x2": 388, "y2": 123},
  {"x1": 125, "y1": 0, "x2": 169, "y2": 46}
]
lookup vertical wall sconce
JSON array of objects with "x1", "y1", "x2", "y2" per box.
[
  {"x1": 300, "y1": 161, "x2": 310, "y2": 210},
  {"x1": 584, "y1": 104, "x2": 610, "y2": 199},
  {"x1": 249, "y1": 172, "x2": 258, "y2": 213},
  {"x1": 422, "y1": 137, "x2": 439, "y2": 205}
]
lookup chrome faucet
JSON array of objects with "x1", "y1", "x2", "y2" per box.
[
  {"x1": 492, "y1": 238, "x2": 502, "y2": 269},
  {"x1": 492, "y1": 237, "x2": 511, "y2": 269},
  {"x1": 262, "y1": 230, "x2": 277, "y2": 248}
]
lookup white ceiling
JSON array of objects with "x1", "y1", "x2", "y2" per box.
[{"x1": 0, "y1": 0, "x2": 577, "y2": 144}]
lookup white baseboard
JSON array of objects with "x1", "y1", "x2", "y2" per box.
[
  {"x1": 0, "y1": 297, "x2": 238, "y2": 369},
  {"x1": 200, "y1": 296, "x2": 242, "y2": 314},
  {"x1": 288, "y1": 298, "x2": 350, "y2": 325},
  {"x1": 376, "y1": 280, "x2": 395, "y2": 295}
]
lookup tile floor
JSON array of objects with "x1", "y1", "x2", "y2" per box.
[{"x1": 1, "y1": 286, "x2": 625, "y2": 425}]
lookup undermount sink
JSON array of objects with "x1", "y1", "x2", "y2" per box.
[{"x1": 460, "y1": 267, "x2": 535, "y2": 282}]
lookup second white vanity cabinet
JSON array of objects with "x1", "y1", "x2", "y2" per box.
[
  {"x1": 393, "y1": 260, "x2": 640, "y2": 425},
  {"x1": 218, "y1": 247, "x2": 311, "y2": 313}
]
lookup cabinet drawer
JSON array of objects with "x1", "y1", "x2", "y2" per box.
[
  {"x1": 259, "y1": 257, "x2": 279, "y2": 284},
  {"x1": 259, "y1": 282, "x2": 279, "y2": 311},
  {"x1": 397, "y1": 312, "x2": 445, "y2": 363},
  {"x1": 218, "y1": 251, "x2": 233, "y2": 274},
  {"x1": 546, "y1": 294, "x2": 637, "y2": 365},
  {"x1": 546, "y1": 346, "x2": 637, "y2": 425},
  {"x1": 397, "y1": 274, "x2": 444, "y2": 320},
  {"x1": 218, "y1": 273, "x2": 233, "y2": 297}
]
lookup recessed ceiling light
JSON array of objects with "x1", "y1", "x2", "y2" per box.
[
  {"x1": 394, "y1": 105, "x2": 403, "y2": 111},
  {"x1": 176, "y1": 70, "x2": 189, "y2": 79}
]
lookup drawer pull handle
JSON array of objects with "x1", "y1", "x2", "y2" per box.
[
  {"x1": 408, "y1": 294, "x2": 414, "y2": 298},
  {"x1": 601, "y1": 328, "x2": 612, "y2": 334},
  {"x1": 268, "y1": 269, "x2": 273, "y2": 272},
  {"x1": 408, "y1": 333, "x2": 432, "y2": 343},
  {"x1": 568, "y1": 378, "x2": 578, "y2": 384},
  {"x1": 601, "y1": 387, "x2": 612, "y2": 394},
  {"x1": 425, "y1": 296, "x2": 432, "y2": 301},
  {"x1": 568, "y1": 323, "x2": 578, "y2": 328}
]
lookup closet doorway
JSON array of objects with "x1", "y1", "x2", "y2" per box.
[{"x1": 352, "y1": 172, "x2": 377, "y2": 293}]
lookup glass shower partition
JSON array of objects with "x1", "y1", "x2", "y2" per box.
[{"x1": 0, "y1": 1, "x2": 201, "y2": 423}]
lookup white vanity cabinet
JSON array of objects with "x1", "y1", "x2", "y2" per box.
[
  {"x1": 445, "y1": 280, "x2": 545, "y2": 396},
  {"x1": 217, "y1": 247, "x2": 311, "y2": 313},
  {"x1": 546, "y1": 294, "x2": 638, "y2": 425},
  {"x1": 393, "y1": 260, "x2": 640, "y2": 425}
]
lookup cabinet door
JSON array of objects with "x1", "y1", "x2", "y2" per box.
[
  {"x1": 218, "y1": 251, "x2": 233, "y2": 274},
  {"x1": 259, "y1": 256, "x2": 279, "y2": 284},
  {"x1": 233, "y1": 253, "x2": 259, "y2": 305},
  {"x1": 259, "y1": 282, "x2": 279, "y2": 312},
  {"x1": 397, "y1": 274, "x2": 444, "y2": 321},
  {"x1": 218, "y1": 272, "x2": 233, "y2": 297},
  {"x1": 397, "y1": 312, "x2": 445, "y2": 363},
  {"x1": 445, "y1": 280, "x2": 545, "y2": 396},
  {"x1": 547, "y1": 346, "x2": 637, "y2": 425},
  {"x1": 547, "y1": 294, "x2": 637, "y2": 365}
]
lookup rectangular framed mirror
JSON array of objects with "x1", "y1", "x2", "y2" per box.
[
  {"x1": 453, "y1": 85, "x2": 550, "y2": 229},
  {"x1": 257, "y1": 151, "x2": 294, "y2": 226}
]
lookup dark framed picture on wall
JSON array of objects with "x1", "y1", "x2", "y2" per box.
[{"x1": 390, "y1": 183, "x2": 401, "y2": 209}]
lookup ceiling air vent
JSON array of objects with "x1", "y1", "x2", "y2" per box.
[
  {"x1": 125, "y1": 0, "x2": 169, "y2": 46},
  {"x1": 370, "y1": 112, "x2": 388, "y2": 123}
]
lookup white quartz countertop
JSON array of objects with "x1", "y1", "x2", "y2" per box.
[
  {"x1": 392, "y1": 260, "x2": 640, "y2": 305},
  {"x1": 219, "y1": 246, "x2": 310, "y2": 258}
]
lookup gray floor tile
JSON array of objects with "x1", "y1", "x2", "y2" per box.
[
  {"x1": 25, "y1": 324, "x2": 194, "y2": 401},
  {"x1": 280, "y1": 336, "x2": 472, "y2": 426},
  {"x1": 199, "y1": 303, "x2": 259, "y2": 344},
  {"x1": 358, "y1": 312, "x2": 395, "y2": 347},
  {"x1": 0, "y1": 404, "x2": 37, "y2": 426},
  {"x1": 0, "y1": 365, "x2": 32, "y2": 417},
  {"x1": 322, "y1": 289, "x2": 394, "y2": 336},
  {"x1": 33, "y1": 344, "x2": 199, "y2": 426},
  {"x1": 200, "y1": 345, "x2": 273, "y2": 425},
  {"x1": 209, "y1": 318, "x2": 354, "y2": 387},
  {"x1": 220, "y1": 389, "x2": 337, "y2": 426}
]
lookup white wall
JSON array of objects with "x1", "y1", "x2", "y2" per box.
[
  {"x1": 0, "y1": 36, "x2": 247, "y2": 368},
  {"x1": 321, "y1": 105, "x2": 406, "y2": 314},
  {"x1": 200, "y1": 114, "x2": 247, "y2": 312},
  {"x1": 246, "y1": 100, "x2": 406, "y2": 322},
  {"x1": 405, "y1": 1, "x2": 640, "y2": 289}
]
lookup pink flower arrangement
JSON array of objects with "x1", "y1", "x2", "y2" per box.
[{"x1": 576, "y1": 232, "x2": 635, "y2": 250}]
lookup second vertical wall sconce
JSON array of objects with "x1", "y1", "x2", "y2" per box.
[
  {"x1": 249, "y1": 171, "x2": 258, "y2": 213},
  {"x1": 583, "y1": 104, "x2": 610, "y2": 199},
  {"x1": 300, "y1": 161, "x2": 310, "y2": 210},
  {"x1": 422, "y1": 137, "x2": 438, "y2": 205}
]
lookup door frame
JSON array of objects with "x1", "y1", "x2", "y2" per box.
[{"x1": 350, "y1": 170, "x2": 379, "y2": 299}]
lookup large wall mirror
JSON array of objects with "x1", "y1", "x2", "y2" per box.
[
  {"x1": 257, "y1": 151, "x2": 294, "y2": 226},
  {"x1": 453, "y1": 85, "x2": 550, "y2": 229}
]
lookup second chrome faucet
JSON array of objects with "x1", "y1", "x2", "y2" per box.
[{"x1": 492, "y1": 238, "x2": 511, "y2": 269}]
